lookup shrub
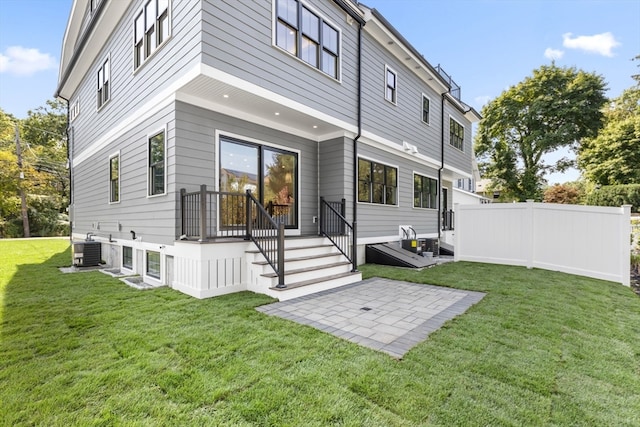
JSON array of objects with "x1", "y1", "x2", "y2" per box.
[{"x1": 586, "y1": 184, "x2": 640, "y2": 213}]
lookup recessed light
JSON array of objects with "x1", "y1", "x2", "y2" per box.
[
  {"x1": 223, "y1": 94, "x2": 229, "y2": 98},
  {"x1": 275, "y1": 112, "x2": 280, "y2": 116},
  {"x1": 313, "y1": 125, "x2": 318, "y2": 129}
]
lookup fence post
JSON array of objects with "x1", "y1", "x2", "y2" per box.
[
  {"x1": 180, "y1": 189, "x2": 186, "y2": 237},
  {"x1": 525, "y1": 199, "x2": 534, "y2": 269},
  {"x1": 276, "y1": 222, "x2": 286, "y2": 288},
  {"x1": 621, "y1": 205, "x2": 632, "y2": 287},
  {"x1": 198, "y1": 185, "x2": 208, "y2": 241},
  {"x1": 454, "y1": 203, "x2": 460, "y2": 262},
  {"x1": 351, "y1": 221, "x2": 358, "y2": 272}
]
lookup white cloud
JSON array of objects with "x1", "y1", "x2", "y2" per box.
[
  {"x1": 562, "y1": 32, "x2": 620, "y2": 57},
  {"x1": 544, "y1": 48, "x2": 564, "y2": 60},
  {"x1": 0, "y1": 46, "x2": 57, "y2": 76}
]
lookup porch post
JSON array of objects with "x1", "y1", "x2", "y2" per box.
[
  {"x1": 276, "y1": 222, "x2": 286, "y2": 288},
  {"x1": 180, "y1": 188, "x2": 186, "y2": 237},
  {"x1": 245, "y1": 190, "x2": 252, "y2": 240},
  {"x1": 319, "y1": 197, "x2": 325, "y2": 236},
  {"x1": 351, "y1": 221, "x2": 358, "y2": 272},
  {"x1": 198, "y1": 184, "x2": 207, "y2": 242}
]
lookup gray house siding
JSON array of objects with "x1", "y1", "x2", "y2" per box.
[
  {"x1": 356, "y1": 144, "x2": 439, "y2": 239},
  {"x1": 318, "y1": 136, "x2": 354, "y2": 220},
  {"x1": 201, "y1": 0, "x2": 359, "y2": 125},
  {"x1": 72, "y1": 103, "x2": 178, "y2": 245},
  {"x1": 70, "y1": 0, "x2": 201, "y2": 156},
  {"x1": 174, "y1": 101, "x2": 319, "y2": 236}
]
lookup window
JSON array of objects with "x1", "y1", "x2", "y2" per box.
[
  {"x1": 148, "y1": 130, "x2": 165, "y2": 196},
  {"x1": 134, "y1": 0, "x2": 170, "y2": 69},
  {"x1": 69, "y1": 99, "x2": 80, "y2": 122},
  {"x1": 358, "y1": 158, "x2": 397, "y2": 205},
  {"x1": 146, "y1": 251, "x2": 160, "y2": 279},
  {"x1": 122, "y1": 246, "x2": 133, "y2": 270},
  {"x1": 414, "y1": 173, "x2": 438, "y2": 209},
  {"x1": 109, "y1": 153, "x2": 119, "y2": 203},
  {"x1": 450, "y1": 117, "x2": 464, "y2": 151},
  {"x1": 97, "y1": 57, "x2": 110, "y2": 109},
  {"x1": 385, "y1": 66, "x2": 397, "y2": 104},
  {"x1": 275, "y1": 0, "x2": 340, "y2": 79},
  {"x1": 422, "y1": 94, "x2": 430, "y2": 124}
]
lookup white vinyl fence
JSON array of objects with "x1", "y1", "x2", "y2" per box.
[{"x1": 455, "y1": 201, "x2": 631, "y2": 286}]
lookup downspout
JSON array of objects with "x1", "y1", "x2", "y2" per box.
[
  {"x1": 438, "y1": 92, "x2": 447, "y2": 242},
  {"x1": 57, "y1": 95, "x2": 72, "y2": 242},
  {"x1": 352, "y1": 20, "x2": 363, "y2": 272}
]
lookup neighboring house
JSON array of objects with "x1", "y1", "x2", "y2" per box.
[
  {"x1": 56, "y1": 0, "x2": 481, "y2": 300},
  {"x1": 476, "y1": 179, "x2": 501, "y2": 200}
]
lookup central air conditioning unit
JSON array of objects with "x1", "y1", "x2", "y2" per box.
[{"x1": 72, "y1": 240, "x2": 102, "y2": 267}]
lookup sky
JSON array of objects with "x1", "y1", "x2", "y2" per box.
[{"x1": 1, "y1": 0, "x2": 639, "y2": 184}]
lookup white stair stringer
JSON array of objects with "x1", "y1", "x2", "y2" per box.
[{"x1": 246, "y1": 236, "x2": 362, "y2": 301}]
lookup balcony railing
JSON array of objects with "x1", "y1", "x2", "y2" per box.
[{"x1": 436, "y1": 65, "x2": 461, "y2": 102}]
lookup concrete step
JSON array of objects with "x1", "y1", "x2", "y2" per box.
[
  {"x1": 261, "y1": 261, "x2": 352, "y2": 287},
  {"x1": 252, "y1": 252, "x2": 345, "y2": 274},
  {"x1": 266, "y1": 271, "x2": 363, "y2": 301}
]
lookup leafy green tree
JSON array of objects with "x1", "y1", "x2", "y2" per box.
[
  {"x1": 579, "y1": 56, "x2": 640, "y2": 185},
  {"x1": 475, "y1": 64, "x2": 607, "y2": 201}
]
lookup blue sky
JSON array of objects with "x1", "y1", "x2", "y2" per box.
[{"x1": 1, "y1": 0, "x2": 638, "y2": 183}]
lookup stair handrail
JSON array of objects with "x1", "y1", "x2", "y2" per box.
[
  {"x1": 320, "y1": 197, "x2": 357, "y2": 272},
  {"x1": 246, "y1": 190, "x2": 285, "y2": 288}
]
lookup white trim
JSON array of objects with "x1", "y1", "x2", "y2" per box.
[
  {"x1": 421, "y1": 93, "x2": 431, "y2": 125},
  {"x1": 147, "y1": 125, "x2": 168, "y2": 198},
  {"x1": 144, "y1": 249, "x2": 163, "y2": 285},
  {"x1": 132, "y1": 0, "x2": 173, "y2": 75},
  {"x1": 384, "y1": 64, "x2": 398, "y2": 105},
  {"x1": 69, "y1": 98, "x2": 80, "y2": 122},
  {"x1": 271, "y1": 0, "x2": 343, "y2": 83},
  {"x1": 96, "y1": 53, "x2": 111, "y2": 112},
  {"x1": 108, "y1": 150, "x2": 120, "y2": 204}
]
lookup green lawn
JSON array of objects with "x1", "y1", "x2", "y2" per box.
[{"x1": 1, "y1": 239, "x2": 639, "y2": 426}]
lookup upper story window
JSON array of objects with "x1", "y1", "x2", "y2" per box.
[
  {"x1": 422, "y1": 94, "x2": 430, "y2": 124},
  {"x1": 385, "y1": 66, "x2": 397, "y2": 104},
  {"x1": 275, "y1": 0, "x2": 340, "y2": 79},
  {"x1": 109, "y1": 152, "x2": 120, "y2": 203},
  {"x1": 358, "y1": 158, "x2": 397, "y2": 206},
  {"x1": 148, "y1": 130, "x2": 166, "y2": 196},
  {"x1": 90, "y1": 0, "x2": 102, "y2": 12},
  {"x1": 134, "y1": 0, "x2": 170, "y2": 69},
  {"x1": 69, "y1": 99, "x2": 80, "y2": 122},
  {"x1": 414, "y1": 173, "x2": 437, "y2": 209},
  {"x1": 97, "y1": 57, "x2": 110, "y2": 109},
  {"x1": 450, "y1": 117, "x2": 464, "y2": 151}
]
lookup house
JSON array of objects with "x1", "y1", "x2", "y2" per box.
[{"x1": 56, "y1": 0, "x2": 481, "y2": 300}]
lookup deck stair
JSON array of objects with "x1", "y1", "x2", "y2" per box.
[{"x1": 246, "y1": 236, "x2": 361, "y2": 300}]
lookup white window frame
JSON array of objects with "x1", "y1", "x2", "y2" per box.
[
  {"x1": 96, "y1": 55, "x2": 110, "y2": 110},
  {"x1": 272, "y1": 0, "x2": 342, "y2": 81},
  {"x1": 108, "y1": 151, "x2": 120, "y2": 204},
  {"x1": 421, "y1": 93, "x2": 431, "y2": 125},
  {"x1": 147, "y1": 126, "x2": 167, "y2": 197},
  {"x1": 385, "y1": 65, "x2": 398, "y2": 105},
  {"x1": 146, "y1": 250, "x2": 161, "y2": 280},
  {"x1": 449, "y1": 116, "x2": 465, "y2": 152},
  {"x1": 69, "y1": 99, "x2": 80, "y2": 122},
  {"x1": 134, "y1": 0, "x2": 171, "y2": 71},
  {"x1": 122, "y1": 245, "x2": 134, "y2": 271}
]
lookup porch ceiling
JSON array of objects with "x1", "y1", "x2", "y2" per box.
[{"x1": 176, "y1": 74, "x2": 353, "y2": 141}]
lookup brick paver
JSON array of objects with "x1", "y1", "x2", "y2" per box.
[{"x1": 256, "y1": 278, "x2": 485, "y2": 358}]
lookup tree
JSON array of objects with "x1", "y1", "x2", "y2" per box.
[
  {"x1": 579, "y1": 56, "x2": 640, "y2": 186},
  {"x1": 475, "y1": 64, "x2": 607, "y2": 201},
  {"x1": 543, "y1": 182, "x2": 584, "y2": 204}
]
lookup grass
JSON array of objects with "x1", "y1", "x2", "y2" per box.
[{"x1": 1, "y1": 239, "x2": 639, "y2": 426}]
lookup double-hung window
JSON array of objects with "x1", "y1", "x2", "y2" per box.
[
  {"x1": 450, "y1": 118, "x2": 464, "y2": 151},
  {"x1": 97, "y1": 57, "x2": 110, "y2": 109},
  {"x1": 109, "y1": 153, "x2": 120, "y2": 203},
  {"x1": 422, "y1": 94, "x2": 430, "y2": 124},
  {"x1": 414, "y1": 173, "x2": 438, "y2": 209},
  {"x1": 148, "y1": 130, "x2": 165, "y2": 196},
  {"x1": 358, "y1": 158, "x2": 397, "y2": 205},
  {"x1": 385, "y1": 66, "x2": 397, "y2": 104},
  {"x1": 134, "y1": 0, "x2": 170, "y2": 69},
  {"x1": 275, "y1": 0, "x2": 340, "y2": 79}
]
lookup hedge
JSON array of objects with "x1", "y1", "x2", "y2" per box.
[{"x1": 586, "y1": 184, "x2": 640, "y2": 213}]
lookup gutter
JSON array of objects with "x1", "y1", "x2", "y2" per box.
[
  {"x1": 57, "y1": 94, "x2": 72, "y2": 241},
  {"x1": 351, "y1": 19, "x2": 363, "y2": 272},
  {"x1": 438, "y1": 92, "x2": 447, "y2": 241}
]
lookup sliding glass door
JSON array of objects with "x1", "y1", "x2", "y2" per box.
[{"x1": 219, "y1": 137, "x2": 298, "y2": 228}]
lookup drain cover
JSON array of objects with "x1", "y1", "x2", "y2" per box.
[{"x1": 360, "y1": 307, "x2": 372, "y2": 311}]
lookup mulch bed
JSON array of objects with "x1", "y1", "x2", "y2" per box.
[{"x1": 631, "y1": 269, "x2": 640, "y2": 297}]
